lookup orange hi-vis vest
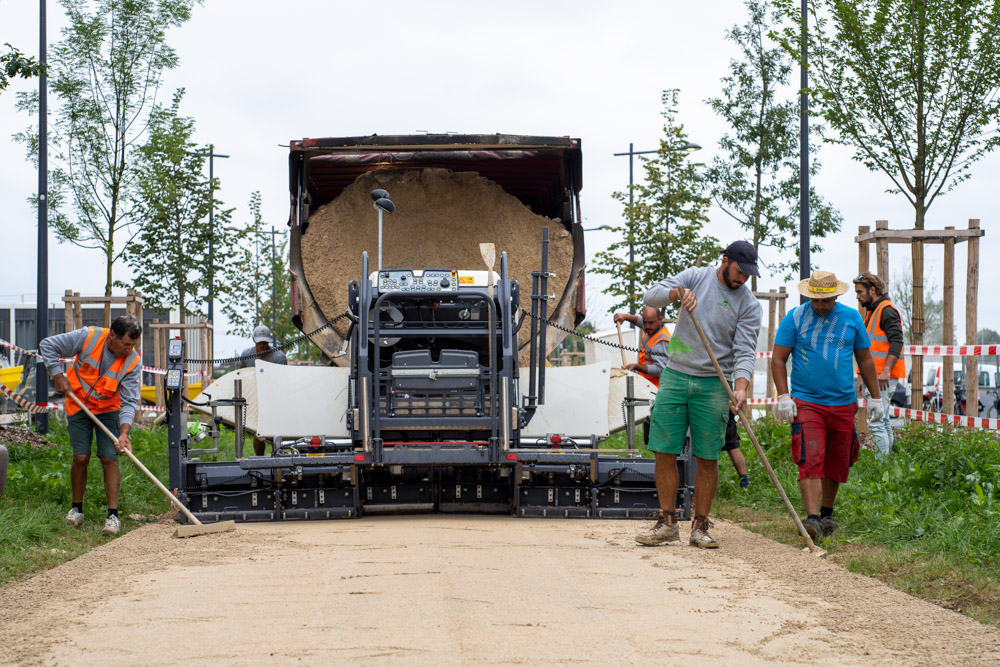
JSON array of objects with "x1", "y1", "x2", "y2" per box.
[
  {"x1": 66, "y1": 327, "x2": 140, "y2": 416},
  {"x1": 863, "y1": 299, "x2": 905, "y2": 379},
  {"x1": 638, "y1": 326, "x2": 671, "y2": 389}
]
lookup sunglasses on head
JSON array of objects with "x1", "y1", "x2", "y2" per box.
[{"x1": 855, "y1": 274, "x2": 873, "y2": 286}]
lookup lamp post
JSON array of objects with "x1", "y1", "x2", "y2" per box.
[
  {"x1": 200, "y1": 145, "x2": 229, "y2": 341},
  {"x1": 613, "y1": 141, "x2": 701, "y2": 314},
  {"x1": 35, "y1": 0, "x2": 49, "y2": 433}
]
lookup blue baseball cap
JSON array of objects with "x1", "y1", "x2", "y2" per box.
[{"x1": 723, "y1": 241, "x2": 760, "y2": 277}]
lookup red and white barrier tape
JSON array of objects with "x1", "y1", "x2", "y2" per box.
[
  {"x1": 755, "y1": 345, "x2": 1000, "y2": 359},
  {"x1": 2, "y1": 382, "x2": 169, "y2": 414},
  {"x1": 0, "y1": 383, "x2": 61, "y2": 413}
]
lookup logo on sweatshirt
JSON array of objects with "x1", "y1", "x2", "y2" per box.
[{"x1": 668, "y1": 337, "x2": 692, "y2": 358}]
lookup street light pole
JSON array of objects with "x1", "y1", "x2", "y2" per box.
[
  {"x1": 35, "y1": 0, "x2": 49, "y2": 433},
  {"x1": 204, "y1": 144, "x2": 229, "y2": 348},
  {"x1": 613, "y1": 141, "x2": 701, "y2": 314},
  {"x1": 799, "y1": 0, "x2": 811, "y2": 304}
]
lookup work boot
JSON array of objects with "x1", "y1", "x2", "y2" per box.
[
  {"x1": 65, "y1": 508, "x2": 84, "y2": 528},
  {"x1": 820, "y1": 516, "x2": 838, "y2": 538},
  {"x1": 635, "y1": 511, "x2": 680, "y2": 546},
  {"x1": 101, "y1": 514, "x2": 121, "y2": 537},
  {"x1": 801, "y1": 516, "x2": 824, "y2": 542},
  {"x1": 689, "y1": 516, "x2": 719, "y2": 549}
]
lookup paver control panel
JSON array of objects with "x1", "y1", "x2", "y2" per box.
[{"x1": 378, "y1": 268, "x2": 459, "y2": 293}]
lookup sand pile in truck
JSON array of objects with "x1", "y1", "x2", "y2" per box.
[{"x1": 300, "y1": 168, "x2": 578, "y2": 359}]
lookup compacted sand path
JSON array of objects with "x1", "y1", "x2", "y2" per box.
[{"x1": 2, "y1": 515, "x2": 998, "y2": 665}]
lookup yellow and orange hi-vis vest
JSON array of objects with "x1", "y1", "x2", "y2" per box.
[
  {"x1": 66, "y1": 327, "x2": 140, "y2": 416},
  {"x1": 638, "y1": 326, "x2": 671, "y2": 389},
  {"x1": 863, "y1": 300, "x2": 906, "y2": 379}
]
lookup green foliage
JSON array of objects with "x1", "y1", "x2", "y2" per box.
[
  {"x1": 12, "y1": 0, "x2": 201, "y2": 310},
  {"x1": 220, "y1": 193, "x2": 318, "y2": 361},
  {"x1": 120, "y1": 89, "x2": 235, "y2": 319},
  {"x1": 706, "y1": 0, "x2": 841, "y2": 289},
  {"x1": 718, "y1": 417, "x2": 1000, "y2": 569},
  {"x1": 0, "y1": 421, "x2": 172, "y2": 585},
  {"x1": 592, "y1": 90, "x2": 721, "y2": 315},
  {"x1": 773, "y1": 0, "x2": 1000, "y2": 230},
  {"x1": 1, "y1": 43, "x2": 46, "y2": 94}
]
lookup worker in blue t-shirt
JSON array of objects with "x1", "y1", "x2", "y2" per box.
[{"x1": 771, "y1": 270, "x2": 883, "y2": 544}]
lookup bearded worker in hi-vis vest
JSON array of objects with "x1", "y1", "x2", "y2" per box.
[
  {"x1": 40, "y1": 315, "x2": 142, "y2": 537},
  {"x1": 852, "y1": 272, "x2": 905, "y2": 457},
  {"x1": 613, "y1": 306, "x2": 671, "y2": 446}
]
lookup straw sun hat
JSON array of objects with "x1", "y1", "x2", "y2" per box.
[{"x1": 797, "y1": 270, "x2": 850, "y2": 299}]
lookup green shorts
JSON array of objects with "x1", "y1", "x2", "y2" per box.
[
  {"x1": 647, "y1": 367, "x2": 730, "y2": 461},
  {"x1": 68, "y1": 410, "x2": 120, "y2": 460}
]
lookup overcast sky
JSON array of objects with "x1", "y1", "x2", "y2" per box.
[{"x1": 2, "y1": 0, "x2": 997, "y2": 359}]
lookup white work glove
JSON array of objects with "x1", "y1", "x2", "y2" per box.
[
  {"x1": 867, "y1": 399, "x2": 885, "y2": 423},
  {"x1": 775, "y1": 394, "x2": 797, "y2": 423}
]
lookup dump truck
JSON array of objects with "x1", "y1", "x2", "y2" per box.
[
  {"x1": 287, "y1": 134, "x2": 586, "y2": 364},
  {"x1": 165, "y1": 134, "x2": 688, "y2": 523}
]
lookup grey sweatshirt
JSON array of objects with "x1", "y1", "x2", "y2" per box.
[
  {"x1": 644, "y1": 266, "x2": 762, "y2": 383},
  {"x1": 39, "y1": 328, "x2": 141, "y2": 425}
]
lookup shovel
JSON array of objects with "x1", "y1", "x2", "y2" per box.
[
  {"x1": 615, "y1": 321, "x2": 628, "y2": 367},
  {"x1": 67, "y1": 392, "x2": 236, "y2": 539},
  {"x1": 676, "y1": 286, "x2": 826, "y2": 557}
]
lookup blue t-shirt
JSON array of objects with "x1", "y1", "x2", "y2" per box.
[{"x1": 774, "y1": 302, "x2": 871, "y2": 406}]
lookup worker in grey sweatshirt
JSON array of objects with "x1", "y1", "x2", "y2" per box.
[
  {"x1": 634, "y1": 241, "x2": 762, "y2": 550},
  {"x1": 39, "y1": 315, "x2": 142, "y2": 537}
]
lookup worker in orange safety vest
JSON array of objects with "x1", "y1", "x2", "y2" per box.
[
  {"x1": 39, "y1": 315, "x2": 142, "y2": 536},
  {"x1": 853, "y1": 272, "x2": 904, "y2": 457},
  {"x1": 613, "y1": 306, "x2": 671, "y2": 445}
]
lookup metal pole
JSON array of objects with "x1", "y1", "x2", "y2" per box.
[
  {"x1": 799, "y1": 0, "x2": 811, "y2": 304},
  {"x1": 270, "y1": 226, "x2": 277, "y2": 333},
  {"x1": 35, "y1": 0, "x2": 49, "y2": 434},
  {"x1": 628, "y1": 142, "x2": 635, "y2": 315},
  {"x1": 377, "y1": 208, "x2": 384, "y2": 272},
  {"x1": 203, "y1": 146, "x2": 228, "y2": 349},
  {"x1": 208, "y1": 145, "x2": 214, "y2": 327}
]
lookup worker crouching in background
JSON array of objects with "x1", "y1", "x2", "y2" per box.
[
  {"x1": 636, "y1": 241, "x2": 762, "y2": 549},
  {"x1": 771, "y1": 271, "x2": 883, "y2": 543},
  {"x1": 39, "y1": 315, "x2": 142, "y2": 536},
  {"x1": 238, "y1": 325, "x2": 288, "y2": 455}
]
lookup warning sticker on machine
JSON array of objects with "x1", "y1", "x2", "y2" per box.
[{"x1": 459, "y1": 276, "x2": 475, "y2": 284}]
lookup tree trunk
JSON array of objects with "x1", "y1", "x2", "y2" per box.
[{"x1": 910, "y1": 202, "x2": 926, "y2": 409}]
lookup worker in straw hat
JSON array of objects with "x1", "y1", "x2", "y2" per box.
[{"x1": 770, "y1": 271, "x2": 883, "y2": 543}]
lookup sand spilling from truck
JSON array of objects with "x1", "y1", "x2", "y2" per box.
[{"x1": 300, "y1": 168, "x2": 577, "y2": 354}]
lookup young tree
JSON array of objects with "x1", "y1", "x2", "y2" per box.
[
  {"x1": 1, "y1": 43, "x2": 45, "y2": 94},
  {"x1": 120, "y1": 89, "x2": 234, "y2": 320},
  {"x1": 14, "y1": 0, "x2": 200, "y2": 324},
  {"x1": 220, "y1": 194, "x2": 318, "y2": 361},
  {"x1": 890, "y1": 269, "x2": 943, "y2": 344},
  {"x1": 775, "y1": 0, "x2": 1000, "y2": 403},
  {"x1": 592, "y1": 90, "x2": 722, "y2": 315},
  {"x1": 707, "y1": 0, "x2": 841, "y2": 290},
  {"x1": 221, "y1": 192, "x2": 268, "y2": 338}
]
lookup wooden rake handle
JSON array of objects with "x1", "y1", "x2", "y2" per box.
[
  {"x1": 675, "y1": 286, "x2": 820, "y2": 553},
  {"x1": 67, "y1": 392, "x2": 203, "y2": 526},
  {"x1": 615, "y1": 321, "x2": 628, "y2": 367}
]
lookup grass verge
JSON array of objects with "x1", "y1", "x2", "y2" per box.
[{"x1": 0, "y1": 419, "x2": 173, "y2": 587}]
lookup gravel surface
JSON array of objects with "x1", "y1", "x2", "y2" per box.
[{"x1": 1, "y1": 515, "x2": 998, "y2": 665}]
